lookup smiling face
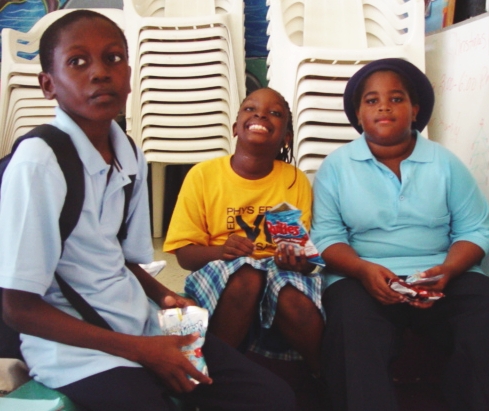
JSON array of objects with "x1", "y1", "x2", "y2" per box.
[
  {"x1": 356, "y1": 70, "x2": 419, "y2": 147},
  {"x1": 38, "y1": 17, "x2": 131, "y2": 132},
  {"x1": 233, "y1": 88, "x2": 292, "y2": 156}
]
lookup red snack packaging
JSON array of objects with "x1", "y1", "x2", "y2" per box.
[{"x1": 388, "y1": 278, "x2": 444, "y2": 302}]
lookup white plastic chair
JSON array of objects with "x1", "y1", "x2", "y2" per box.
[
  {"x1": 266, "y1": 0, "x2": 426, "y2": 177},
  {"x1": 123, "y1": 0, "x2": 245, "y2": 236}
]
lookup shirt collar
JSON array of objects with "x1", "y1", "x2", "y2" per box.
[
  {"x1": 50, "y1": 107, "x2": 138, "y2": 177},
  {"x1": 349, "y1": 131, "x2": 434, "y2": 163}
]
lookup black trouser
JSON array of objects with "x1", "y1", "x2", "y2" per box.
[
  {"x1": 321, "y1": 272, "x2": 489, "y2": 411},
  {"x1": 57, "y1": 333, "x2": 295, "y2": 411}
]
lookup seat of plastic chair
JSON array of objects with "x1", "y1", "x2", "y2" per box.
[
  {"x1": 296, "y1": 123, "x2": 359, "y2": 143},
  {"x1": 164, "y1": 0, "x2": 215, "y2": 17},
  {"x1": 141, "y1": 112, "x2": 230, "y2": 129},
  {"x1": 138, "y1": 24, "x2": 230, "y2": 43},
  {"x1": 141, "y1": 100, "x2": 232, "y2": 117},
  {"x1": 140, "y1": 88, "x2": 232, "y2": 105},
  {"x1": 303, "y1": 0, "x2": 366, "y2": 48},
  {"x1": 296, "y1": 94, "x2": 343, "y2": 113},
  {"x1": 139, "y1": 63, "x2": 232, "y2": 82},
  {"x1": 6, "y1": 378, "x2": 189, "y2": 411},
  {"x1": 5, "y1": 379, "x2": 84, "y2": 411},
  {"x1": 266, "y1": 0, "x2": 425, "y2": 109},
  {"x1": 142, "y1": 136, "x2": 231, "y2": 152},
  {"x1": 297, "y1": 108, "x2": 349, "y2": 127},
  {"x1": 139, "y1": 36, "x2": 232, "y2": 56},
  {"x1": 142, "y1": 124, "x2": 231, "y2": 141}
]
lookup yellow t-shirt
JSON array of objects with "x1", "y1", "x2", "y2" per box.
[{"x1": 164, "y1": 155, "x2": 312, "y2": 259}]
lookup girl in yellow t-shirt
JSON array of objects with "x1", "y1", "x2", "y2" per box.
[{"x1": 164, "y1": 88, "x2": 324, "y2": 376}]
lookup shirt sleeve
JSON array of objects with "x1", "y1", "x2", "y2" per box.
[
  {"x1": 293, "y1": 169, "x2": 314, "y2": 231},
  {"x1": 163, "y1": 165, "x2": 209, "y2": 252},
  {"x1": 310, "y1": 155, "x2": 350, "y2": 255},
  {"x1": 446, "y1": 150, "x2": 489, "y2": 253},
  {"x1": 0, "y1": 139, "x2": 66, "y2": 294}
]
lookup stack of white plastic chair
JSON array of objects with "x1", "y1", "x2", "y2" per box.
[
  {"x1": 123, "y1": 0, "x2": 246, "y2": 237},
  {"x1": 266, "y1": 0, "x2": 426, "y2": 182},
  {"x1": 0, "y1": 8, "x2": 125, "y2": 157}
]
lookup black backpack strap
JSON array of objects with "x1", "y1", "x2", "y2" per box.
[
  {"x1": 22, "y1": 125, "x2": 112, "y2": 330},
  {"x1": 22, "y1": 125, "x2": 85, "y2": 242},
  {"x1": 55, "y1": 274, "x2": 112, "y2": 330}
]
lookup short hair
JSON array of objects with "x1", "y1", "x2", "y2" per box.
[{"x1": 39, "y1": 9, "x2": 128, "y2": 73}]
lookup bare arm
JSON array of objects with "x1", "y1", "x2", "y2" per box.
[
  {"x1": 125, "y1": 262, "x2": 195, "y2": 307},
  {"x1": 322, "y1": 243, "x2": 405, "y2": 305},
  {"x1": 418, "y1": 240, "x2": 485, "y2": 291},
  {"x1": 175, "y1": 234, "x2": 255, "y2": 271},
  {"x1": 2, "y1": 289, "x2": 211, "y2": 392}
]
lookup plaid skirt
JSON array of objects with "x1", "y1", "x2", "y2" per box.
[{"x1": 184, "y1": 256, "x2": 325, "y2": 360}]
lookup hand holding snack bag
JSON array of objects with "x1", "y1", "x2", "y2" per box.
[
  {"x1": 388, "y1": 273, "x2": 445, "y2": 303},
  {"x1": 265, "y1": 202, "x2": 325, "y2": 267},
  {"x1": 158, "y1": 306, "x2": 209, "y2": 383}
]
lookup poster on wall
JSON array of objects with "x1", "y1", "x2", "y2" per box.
[
  {"x1": 425, "y1": 0, "x2": 457, "y2": 33},
  {"x1": 0, "y1": 0, "x2": 69, "y2": 62}
]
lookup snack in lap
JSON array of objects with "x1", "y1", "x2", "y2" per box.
[
  {"x1": 388, "y1": 278, "x2": 444, "y2": 302},
  {"x1": 158, "y1": 306, "x2": 209, "y2": 382}
]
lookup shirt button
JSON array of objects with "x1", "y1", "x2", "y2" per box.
[
  {"x1": 100, "y1": 170, "x2": 106, "y2": 175},
  {"x1": 400, "y1": 195, "x2": 405, "y2": 201}
]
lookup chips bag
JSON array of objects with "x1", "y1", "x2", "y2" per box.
[
  {"x1": 157, "y1": 306, "x2": 209, "y2": 383},
  {"x1": 265, "y1": 202, "x2": 325, "y2": 266}
]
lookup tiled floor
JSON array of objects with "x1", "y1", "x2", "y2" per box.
[{"x1": 152, "y1": 237, "x2": 188, "y2": 293}]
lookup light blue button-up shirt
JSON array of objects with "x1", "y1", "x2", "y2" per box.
[
  {"x1": 311, "y1": 132, "x2": 489, "y2": 288},
  {"x1": 0, "y1": 108, "x2": 156, "y2": 388}
]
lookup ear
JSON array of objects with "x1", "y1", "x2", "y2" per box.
[
  {"x1": 284, "y1": 130, "x2": 292, "y2": 148},
  {"x1": 355, "y1": 109, "x2": 362, "y2": 127},
  {"x1": 412, "y1": 104, "x2": 420, "y2": 122},
  {"x1": 38, "y1": 72, "x2": 56, "y2": 100},
  {"x1": 232, "y1": 122, "x2": 237, "y2": 137}
]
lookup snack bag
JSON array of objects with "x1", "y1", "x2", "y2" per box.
[
  {"x1": 265, "y1": 202, "x2": 325, "y2": 266},
  {"x1": 157, "y1": 306, "x2": 209, "y2": 383},
  {"x1": 388, "y1": 278, "x2": 444, "y2": 302}
]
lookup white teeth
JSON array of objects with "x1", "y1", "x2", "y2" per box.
[{"x1": 249, "y1": 124, "x2": 268, "y2": 132}]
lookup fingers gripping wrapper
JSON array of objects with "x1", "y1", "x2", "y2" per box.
[
  {"x1": 388, "y1": 276, "x2": 445, "y2": 302},
  {"x1": 265, "y1": 202, "x2": 325, "y2": 266},
  {"x1": 158, "y1": 306, "x2": 209, "y2": 383}
]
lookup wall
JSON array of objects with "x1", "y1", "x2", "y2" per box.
[{"x1": 426, "y1": 12, "x2": 489, "y2": 199}]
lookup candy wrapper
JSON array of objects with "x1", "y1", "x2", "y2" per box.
[
  {"x1": 157, "y1": 306, "x2": 209, "y2": 383},
  {"x1": 265, "y1": 202, "x2": 325, "y2": 266},
  {"x1": 388, "y1": 277, "x2": 444, "y2": 302}
]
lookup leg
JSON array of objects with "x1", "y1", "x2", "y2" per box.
[
  {"x1": 273, "y1": 284, "x2": 324, "y2": 375},
  {"x1": 322, "y1": 278, "x2": 405, "y2": 411},
  {"x1": 56, "y1": 366, "x2": 177, "y2": 411},
  {"x1": 186, "y1": 333, "x2": 295, "y2": 411},
  {"x1": 208, "y1": 264, "x2": 265, "y2": 348},
  {"x1": 413, "y1": 272, "x2": 489, "y2": 411}
]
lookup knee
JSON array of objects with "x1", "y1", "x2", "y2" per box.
[
  {"x1": 277, "y1": 285, "x2": 322, "y2": 324},
  {"x1": 226, "y1": 264, "x2": 265, "y2": 300}
]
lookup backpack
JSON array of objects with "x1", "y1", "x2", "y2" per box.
[{"x1": 0, "y1": 124, "x2": 137, "y2": 360}]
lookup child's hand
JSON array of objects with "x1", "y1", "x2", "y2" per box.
[
  {"x1": 137, "y1": 333, "x2": 212, "y2": 393},
  {"x1": 360, "y1": 263, "x2": 407, "y2": 305},
  {"x1": 405, "y1": 265, "x2": 449, "y2": 309},
  {"x1": 161, "y1": 294, "x2": 196, "y2": 309},
  {"x1": 274, "y1": 244, "x2": 315, "y2": 274},
  {"x1": 221, "y1": 234, "x2": 254, "y2": 260}
]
